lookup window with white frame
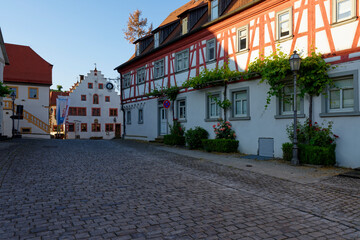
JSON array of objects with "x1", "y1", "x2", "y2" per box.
[
  {"x1": 177, "y1": 99, "x2": 186, "y2": 120},
  {"x1": 176, "y1": 49, "x2": 189, "y2": 72},
  {"x1": 237, "y1": 25, "x2": 248, "y2": 52},
  {"x1": 138, "y1": 109, "x2": 144, "y2": 124},
  {"x1": 123, "y1": 73, "x2": 131, "y2": 89},
  {"x1": 328, "y1": 75, "x2": 354, "y2": 112},
  {"x1": 280, "y1": 86, "x2": 301, "y2": 115},
  {"x1": 182, "y1": 17, "x2": 188, "y2": 35},
  {"x1": 276, "y1": 8, "x2": 292, "y2": 40},
  {"x1": 137, "y1": 67, "x2": 146, "y2": 84},
  {"x1": 233, "y1": 90, "x2": 248, "y2": 117},
  {"x1": 211, "y1": 0, "x2": 219, "y2": 21},
  {"x1": 126, "y1": 110, "x2": 131, "y2": 124},
  {"x1": 333, "y1": 0, "x2": 356, "y2": 23},
  {"x1": 154, "y1": 32, "x2": 160, "y2": 48},
  {"x1": 208, "y1": 94, "x2": 220, "y2": 119},
  {"x1": 154, "y1": 59, "x2": 164, "y2": 78},
  {"x1": 135, "y1": 43, "x2": 140, "y2": 56},
  {"x1": 207, "y1": 38, "x2": 216, "y2": 62}
]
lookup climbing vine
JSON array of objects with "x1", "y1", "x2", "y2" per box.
[{"x1": 148, "y1": 85, "x2": 181, "y2": 101}]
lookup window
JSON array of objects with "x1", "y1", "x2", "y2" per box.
[
  {"x1": 154, "y1": 32, "x2": 160, "y2": 48},
  {"x1": 135, "y1": 43, "x2": 140, "y2": 56},
  {"x1": 92, "y1": 123, "x2": 101, "y2": 132},
  {"x1": 182, "y1": 17, "x2": 188, "y2": 35},
  {"x1": 105, "y1": 124, "x2": 114, "y2": 132},
  {"x1": 109, "y1": 108, "x2": 118, "y2": 117},
  {"x1": 333, "y1": 0, "x2": 356, "y2": 23},
  {"x1": 81, "y1": 123, "x2": 87, "y2": 132},
  {"x1": 88, "y1": 83, "x2": 93, "y2": 89},
  {"x1": 154, "y1": 59, "x2": 164, "y2": 78},
  {"x1": 276, "y1": 8, "x2": 292, "y2": 40},
  {"x1": 137, "y1": 67, "x2": 146, "y2": 84},
  {"x1": 177, "y1": 99, "x2": 186, "y2": 121},
  {"x1": 92, "y1": 108, "x2": 101, "y2": 116},
  {"x1": 93, "y1": 94, "x2": 99, "y2": 104},
  {"x1": 281, "y1": 86, "x2": 301, "y2": 115},
  {"x1": 68, "y1": 123, "x2": 75, "y2": 132},
  {"x1": 211, "y1": 0, "x2": 219, "y2": 21},
  {"x1": 81, "y1": 95, "x2": 86, "y2": 101},
  {"x1": 237, "y1": 25, "x2": 248, "y2": 52},
  {"x1": 21, "y1": 128, "x2": 31, "y2": 133},
  {"x1": 126, "y1": 110, "x2": 131, "y2": 124},
  {"x1": 98, "y1": 83, "x2": 103, "y2": 89},
  {"x1": 138, "y1": 109, "x2": 144, "y2": 124},
  {"x1": 69, "y1": 107, "x2": 86, "y2": 116},
  {"x1": 175, "y1": 49, "x2": 189, "y2": 72},
  {"x1": 123, "y1": 73, "x2": 131, "y2": 89},
  {"x1": 207, "y1": 93, "x2": 220, "y2": 119},
  {"x1": 28, "y1": 87, "x2": 38, "y2": 99},
  {"x1": 105, "y1": 96, "x2": 110, "y2": 102},
  {"x1": 207, "y1": 38, "x2": 216, "y2": 62},
  {"x1": 233, "y1": 90, "x2": 248, "y2": 117},
  {"x1": 329, "y1": 76, "x2": 354, "y2": 112},
  {"x1": 7, "y1": 86, "x2": 18, "y2": 98}
]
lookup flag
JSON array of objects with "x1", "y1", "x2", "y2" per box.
[{"x1": 56, "y1": 96, "x2": 70, "y2": 125}]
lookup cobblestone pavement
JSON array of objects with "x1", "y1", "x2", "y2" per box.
[{"x1": 0, "y1": 139, "x2": 359, "y2": 240}]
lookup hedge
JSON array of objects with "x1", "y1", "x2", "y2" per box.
[
  {"x1": 282, "y1": 142, "x2": 336, "y2": 166},
  {"x1": 163, "y1": 135, "x2": 185, "y2": 146},
  {"x1": 202, "y1": 139, "x2": 239, "y2": 153},
  {"x1": 185, "y1": 127, "x2": 209, "y2": 149}
]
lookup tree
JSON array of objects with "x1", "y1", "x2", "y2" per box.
[
  {"x1": 124, "y1": 9, "x2": 153, "y2": 43},
  {"x1": 57, "y1": 85, "x2": 63, "y2": 92},
  {"x1": 0, "y1": 82, "x2": 10, "y2": 97}
]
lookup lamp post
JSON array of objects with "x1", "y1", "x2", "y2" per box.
[
  {"x1": 289, "y1": 51, "x2": 301, "y2": 166},
  {"x1": 10, "y1": 91, "x2": 16, "y2": 138}
]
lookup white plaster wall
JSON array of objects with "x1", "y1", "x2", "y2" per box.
[
  {"x1": 0, "y1": 56, "x2": 4, "y2": 136},
  {"x1": 3, "y1": 84, "x2": 50, "y2": 138},
  {"x1": 65, "y1": 70, "x2": 122, "y2": 140}
]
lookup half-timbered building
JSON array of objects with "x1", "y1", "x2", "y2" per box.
[{"x1": 115, "y1": 0, "x2": 360, "y2": 168}]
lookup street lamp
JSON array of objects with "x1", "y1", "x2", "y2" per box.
[
  {"x1": 289, "y1": 51, "x2": 301, "y2": 166},
  {"x1": 10, "y1": 91, "x2": 16, "y2": 138}
]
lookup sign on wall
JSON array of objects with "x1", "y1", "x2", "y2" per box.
[{"x1": 163, "y1": 100, "x2": 171, "y2": 109}]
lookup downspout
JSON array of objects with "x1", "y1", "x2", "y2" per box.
[
  {"x1": 119, "y1": 73, "x2": 126, "y2": 139},
  {"x1": 223, "y1": 82, "x2": 228, "y2": 121}
]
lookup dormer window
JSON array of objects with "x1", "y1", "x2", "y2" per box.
[
  {"x1": 135, "y1": 43, "x2": 140, "y2": 56},
  {"x1": 182, "y1": 17, "x2": 188, "y2": 35},
  {"x1": 154, "y1": 32, "x2": 159, "y2": 48},
  {"x1": 211, "y1": 0, "x2": 219, "y2": 21}
]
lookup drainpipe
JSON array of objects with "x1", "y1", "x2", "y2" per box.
[
  {"x1": 119, "y1": 73, "x2": 126, "y2": 139},
  {"x1": 223, "y1": 82, "x2": 228, "y2": 121}
]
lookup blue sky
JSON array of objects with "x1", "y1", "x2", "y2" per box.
[{"x1": 1, "y1": 0, "x2": 186, "y2": 90}]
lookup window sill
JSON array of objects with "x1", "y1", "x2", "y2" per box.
[
  {"x1": 206, "y1": 59, "x2": 217, "y2": 64},
  {"x1": 319, "y1": 112, "x2": 360, "y2": 118},
  {"x1": 177, "y1": 119, "x2": 187, "y2": 123},
  {"x1": 229, "y1": 116, "x2": 251, "y2": 121},
  {"x1": 274, "y1": 114, "x2": 305, "y2": 119},
  {"x1": 175, "y1": 68, "x2": 189, "y2": 74},
  {"x1": 153, "y1": 76, "x2": 164, "y2": 80},
  {"x1": 276, "y1": 35, "x2": 294, "y2": 43},
  {"x1": 331, "y1": 16, "x2": 358, "y2": 28},
  {"x1": 235, "y1": 49, "x2": 249, "y2": 55},
  {"x1": 138, "y1": 122, "x2": 143, "y2": 124},
  {"x1": 204, "y1": 118, "x2": 220, "y2": 122}
]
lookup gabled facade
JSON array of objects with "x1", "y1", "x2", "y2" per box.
[
  {"x1": 55, "y1": 68, "x2": 122, "y2": 139},
  {"x1": 3, "y1": 43, "x2": 52, "y2": 138},
  {"x1": 116, "y1": 0, "x2": 360, "y2": 168}
]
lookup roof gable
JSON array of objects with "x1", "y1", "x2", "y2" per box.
[
  {"x1": 4, "y1": 43, "x2": 53, "y2": 85},
  {"x1": 0, "y1": 28, "x2": 9, "y2": 65}
]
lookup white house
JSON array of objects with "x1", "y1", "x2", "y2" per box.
[
  {"x1": 3, "y1": 43, "x2": 52, "y2": 139},
  {"x1": 61, "y1": 68, "x2": 122, "y2": 139},
  {"x1": 115, "y1": 0, "x2": 360, "y2": 168},
  {"x1": 0, "y1": 28, "x2": 10, "y2": 138}
]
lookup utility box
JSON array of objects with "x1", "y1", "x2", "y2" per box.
[{"x1": 258, "y1": 138, "x2": 274, "y2": 158}]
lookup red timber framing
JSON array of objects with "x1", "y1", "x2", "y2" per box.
[{"x1": 118, "y1": 0, "x2": 360, "y2": 104}]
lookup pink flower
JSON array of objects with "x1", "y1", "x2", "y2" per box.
[
  {"x1": 315, "y1": 122, "x2": 318, "y2": 124},
  {"x1": 217, "y1": 123, "x2": 220, "y2": 126},
  {"x1": 213, "y1": 125, "x2": 216, "y2": 128}
]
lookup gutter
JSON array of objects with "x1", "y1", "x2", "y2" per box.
[{"x1": 114, "y1": 0, "x2": 264, "y2": 71}]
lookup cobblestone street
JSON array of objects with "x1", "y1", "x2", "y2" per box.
[{"x1": 0, "y1": 139, "x2": 359, "y2": 239}]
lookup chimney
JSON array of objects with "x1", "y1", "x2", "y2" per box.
[{"x1": 79, "y1": 75, "x2": 84, "y2": 80}]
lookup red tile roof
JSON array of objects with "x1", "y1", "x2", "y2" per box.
[
  {"x1": 4, "y1": 43, "x2": 53, "y2": 85},
  {"x1": 49, "y1": 91, "x2": 69, "y2": 106},
  {"x1": 157, "y1": 0, "x2": 208, "y2": 29}
]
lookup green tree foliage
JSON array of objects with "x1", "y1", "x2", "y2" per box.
[{"x1": 0, "y1": 82, "x2": 10, "y2": 97}]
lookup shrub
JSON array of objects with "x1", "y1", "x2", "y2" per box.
[
  {"x1": 282, "y1": 142, "x2": 293, "y2": 161},
  {"x1": 169, "y1": 119, "x2": 185, "y2": 136},
  {"x1": 202, "y1": 139, "x2": 239, "y2": 153},
  {"x1": 299, "y1": 144, "x2": 336, "y2": 166},
  {"x1": 213, "y1": 120, "x2": 236, "y2": 139},
  {"x1": 282, "y1": 142, "x2": 336, "y2": 166},
  {"x1": 185, "y1": 127, "x2": 209, "y2": 149},
  {"x1": 164, "y1": 135, "x2": 185, "y2": 146}
]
